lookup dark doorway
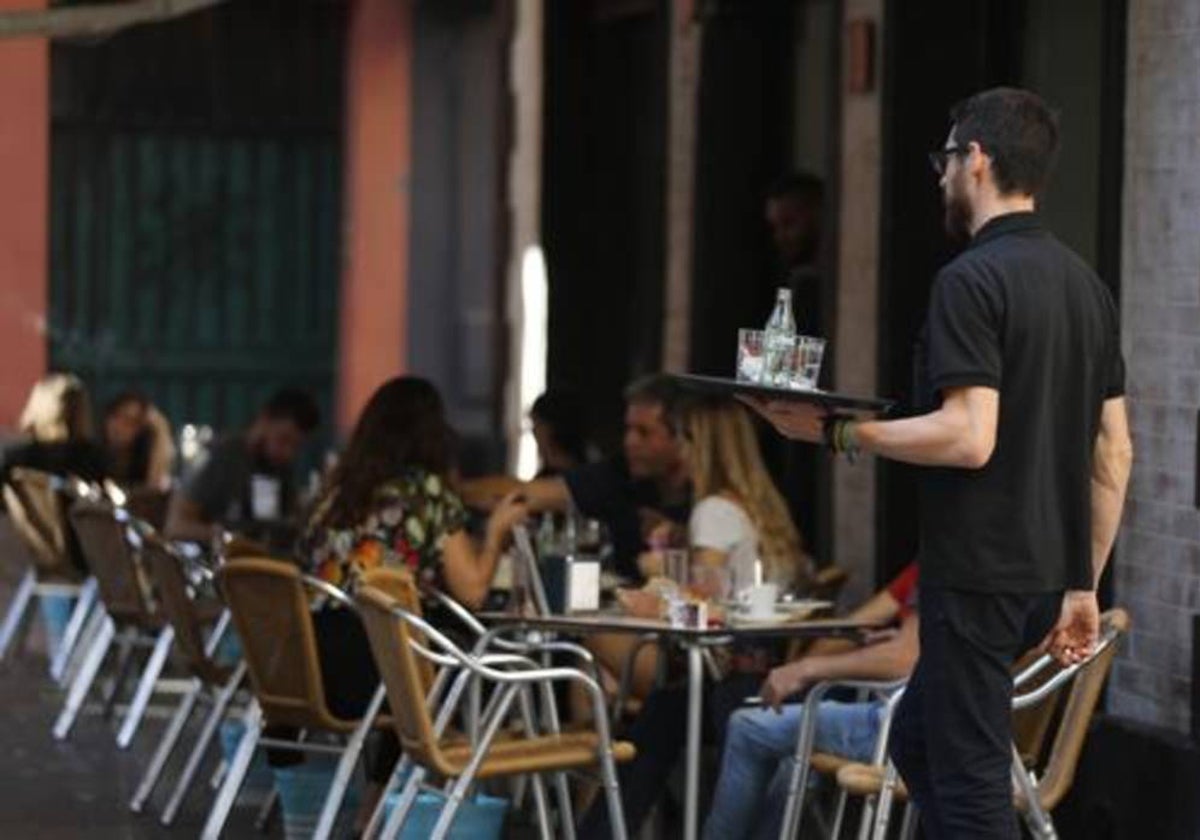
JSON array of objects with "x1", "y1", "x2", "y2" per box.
[
  {"x1": 690, "y1": 0, "x2": 841, "y2": 564},
  {"x1": 542, "y1": 0, "x2": 668, "y2": 454},
  {"x1": 876, "y1": 0, "x2": 1127, "y2": 581}
]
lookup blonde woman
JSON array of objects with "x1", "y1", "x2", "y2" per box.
[
  {"x1": 679, "y1": 395, "x2": 809, "y2": 595},
  {"x1": 590, "y1": 395, "x2": 810, "y2": 705},
  {"x1": 3, "y1": 373, "x2": 106, "y2": 485}
]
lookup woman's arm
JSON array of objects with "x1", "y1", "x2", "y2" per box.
[{"x1": 438, "y1": 494, "x2": 528, "y2": 608}]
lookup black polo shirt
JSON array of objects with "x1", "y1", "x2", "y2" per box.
[
  {"x1": 563, "y1": 455, "x2": 691, "y2": 580},
  {"x1": 913, "y1": 212, "x2": 1124, "y2": 593}
]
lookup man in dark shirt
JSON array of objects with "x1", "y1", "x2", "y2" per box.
[
  {"x1": 465, "y1": 374, "x2": 690, "y2": 580},
  {"x1": 743, "y1": 88, "x2": 1133, "y2": 837},
  {"x1": 165, "y1": 388, "x2": 320, "y2": 545}
]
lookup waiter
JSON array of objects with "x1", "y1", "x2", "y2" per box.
[{"x1": 742, "y1": 87, "x2": 1133, "y2": 837}]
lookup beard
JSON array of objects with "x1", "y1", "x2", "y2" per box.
[{"x1": 943, "y1": 187, "x2": 972, "y2": 243}]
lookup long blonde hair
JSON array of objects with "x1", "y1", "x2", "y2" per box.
[
  {"x1": 18, "y1": 374, "x2": 94, "y2": 443},
  {"x1": 683, "y1": 397, "x2": 808, "y2": 588}
]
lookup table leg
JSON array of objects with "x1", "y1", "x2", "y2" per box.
[{"x1": 684, "y1": 643, "x2": 704, "y2": 840}]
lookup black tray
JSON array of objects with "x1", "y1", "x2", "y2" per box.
[{"x1": 672, "y1": 373, "x2": 894, "y2": 414}]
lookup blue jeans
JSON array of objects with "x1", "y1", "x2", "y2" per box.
[{"x1": 703, "y1": 700, "x2": 884, "y2": 840}]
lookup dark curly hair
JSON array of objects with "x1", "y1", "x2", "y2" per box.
[{"x1": 313, "y1": 376, "x2": 454, "y2": 529}]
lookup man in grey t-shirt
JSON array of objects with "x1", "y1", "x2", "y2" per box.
[{"x1": 165, "y1": 389, "x2": 320, "y2": 544}]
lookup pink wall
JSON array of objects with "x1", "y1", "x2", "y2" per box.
[
  {"x1": 0, "y1": 0, "x2": 49, "y2": 430},
  {"x1": 338, "y1": 0, "x2": 413, "y2": 432}
]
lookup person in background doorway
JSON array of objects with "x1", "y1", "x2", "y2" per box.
[
  {"x1": 164, "y1": 388, "x2": 320, "y2": 544},
  {"x1": 764, "y1": 172, "x2": 825, "y2": 337}
]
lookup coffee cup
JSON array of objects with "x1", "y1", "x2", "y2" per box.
[{"x1": 738, "y1": 583, "x2": 779, "y2": 619}]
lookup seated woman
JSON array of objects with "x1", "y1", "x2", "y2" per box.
[
  {"x1": 3, "y1": 373, "x2": 107, "y2": 487},
  {"x1": 101, "y1": 391, "x2": 175, "y2": 491},
  {"x1": 297, "y1": 376, "x2": 527, "y2": 825},
  {"x1": 589, "y1": 395, "x2": 811, "y2": 703}
]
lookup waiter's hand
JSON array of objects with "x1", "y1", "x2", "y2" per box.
[
  {"x1": 737, "y1": 396, "x2": 826, "y2": 444},
  {"x1": 1041, "y1": 590, "x2": 1100, "y2": 666}
]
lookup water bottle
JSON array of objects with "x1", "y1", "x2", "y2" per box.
[
  {"x1": 536, "y1": 513, "x2": 557, "y2": 558},
  {"x1": 762, "y1": 287, "x2": 796, "y2": 386}
]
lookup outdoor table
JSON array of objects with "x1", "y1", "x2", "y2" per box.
[{"x1": 478, "y1": 609, "x2": 882, "y2": 840}]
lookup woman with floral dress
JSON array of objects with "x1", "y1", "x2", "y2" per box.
[{"x1": 297, "y1": 376, "x2": 527, "y2": 825}]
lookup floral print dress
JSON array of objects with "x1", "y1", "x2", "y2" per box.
[{"x1": 302, "y1": 468, "x2": 467, "y2": 598}]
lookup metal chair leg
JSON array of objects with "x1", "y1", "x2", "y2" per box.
[
  {"x1": 200, "y1": 701, "x2": 263, "y2": 840},
  {"x1": 254, "y1": 787, "x2": 279, "y2": 833},
  {"x1": 899, "y1": 802, "x2": 917, "y2": 840},
  {"x1": 117, "y1": 626, "x2": 175, "y2": 749},
  {"x1": 0, "y1": 570, "x2": 37, "y2": 661},
  {"x1": 161, "y1": 661, "x2": 247, "y2": 826},
  {"x1": 52, "y1": 615, "x2": 116, "y2": 740},
  {"x1": 313, "y1": 683, "x2": 388, "y2": 840},
  {"x1": 830, "y1": 785, "x2": 850, "y2": 838},
  {"x1": 101, "y1": 628, "x2": 139, "y2": 719},
  {"x1": 50, "y1": 578, "x2": 97, "y2": 684},
  {"x1": 377, "y1": 762, "x2": 426, "y2": 840},
  {"x1": 58, "y1": 606, "x2": 106, "y2": 687},
  {"x1": 131, "y1": 676, "x2": 201, "y2": 812},
  {"x1": 535, "y1": 679, "x2": 576, "y2": 840}
]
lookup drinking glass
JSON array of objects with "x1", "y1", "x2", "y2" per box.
[
  {"x1": 789, "y1": 335, "x2": 827, "y2": 390},
  {"x1": 737, "y1": 329, "x2": 766, "y2": 382}
]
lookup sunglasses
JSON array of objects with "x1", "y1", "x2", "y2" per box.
[{"x1": 928, "y1": 145, "x2": 970, "y2": 177}]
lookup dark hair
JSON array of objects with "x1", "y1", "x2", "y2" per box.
[
  {"x1": 623, "y1": 374, "x2": 682, "y2": 435},
  {"x1": 103, "y1": 391, "x2": 153, "y2": 483},
  {"x1": 261, "y1": 388, "x2": 320, "y2": 433},
  {"x1": 531, "y1": 390, "x2": 589, "y2": 464},
  {"x1": 765, "y1": 172, "x2": 824, "y2": 208},
  {"x1": 104, "y1": 390, "x2": 149, "y2": 418},
  {"x1": 949, "y1": 87, "x2": 1060, "y2": 197},
  {"x1": 315, "y1": 376, "x2": 452, "y2": 529}
]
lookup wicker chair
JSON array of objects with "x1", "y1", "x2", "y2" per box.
[
  {"x1": 354, "y1": 583, "x2": 636, "y2": 840},
  {"x1": 836, "y1": 608, "x2": 1130, "y2": 840},
  {"x1": 0, "y1": 467, "x2": 98, "y2": 682},
  {"x1": 52, "y1": 500, "x2": 174, "y2": 748},
  {"x1": 201, "y1": 558, "x2": 392, "y2": 840},
  {"x1": 129, "y1": 534, "x2": 245, "y2": 826}
]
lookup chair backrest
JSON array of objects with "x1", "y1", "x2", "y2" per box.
[
  {"x1": 4, "y1": 467, "x2": 76, "y2": 581},
  {"x1": 1011, "y1": 648, "x2": 1067, "y2": 767},
  {"x1": 143, "y1": 536, "x2": 227, "y2": 685},
  {"x1": 359, "y1": 567, "x2": 436, "y2": 692},
  {"x1": 69, "y1": 499, "x2": 155, "y2": 625},
  {"x1": 216, "y1": 558, "x2": 352, "y2": 731},
  {"x1": 1032, "y1": 608, "x2": 1129, "y2": 810},
  {"x1": 123, "y1": 487, "x2": 170, "y2": 531},
  {"x1": 355, "y1": 584, "x2": 454, "y2": 777}
]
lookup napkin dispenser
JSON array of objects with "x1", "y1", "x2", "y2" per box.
[{"x1": 541, "y1": 554, "x2": 601, "y2": 613}]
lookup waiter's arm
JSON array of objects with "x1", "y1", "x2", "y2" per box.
[
  {"x1": 744, "y1": 385, "x2": 999, "y2": 470},
  {"x1": 855, "y1": 386, "x2": 998, "y2": 468},
  {"x1": 1087, "y1": 396, "x2": 1133, "y2": 585}
]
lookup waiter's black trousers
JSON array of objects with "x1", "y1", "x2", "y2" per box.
[{"x1": 890, "y1": 585, "x2": 1060, "y2": 839}]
